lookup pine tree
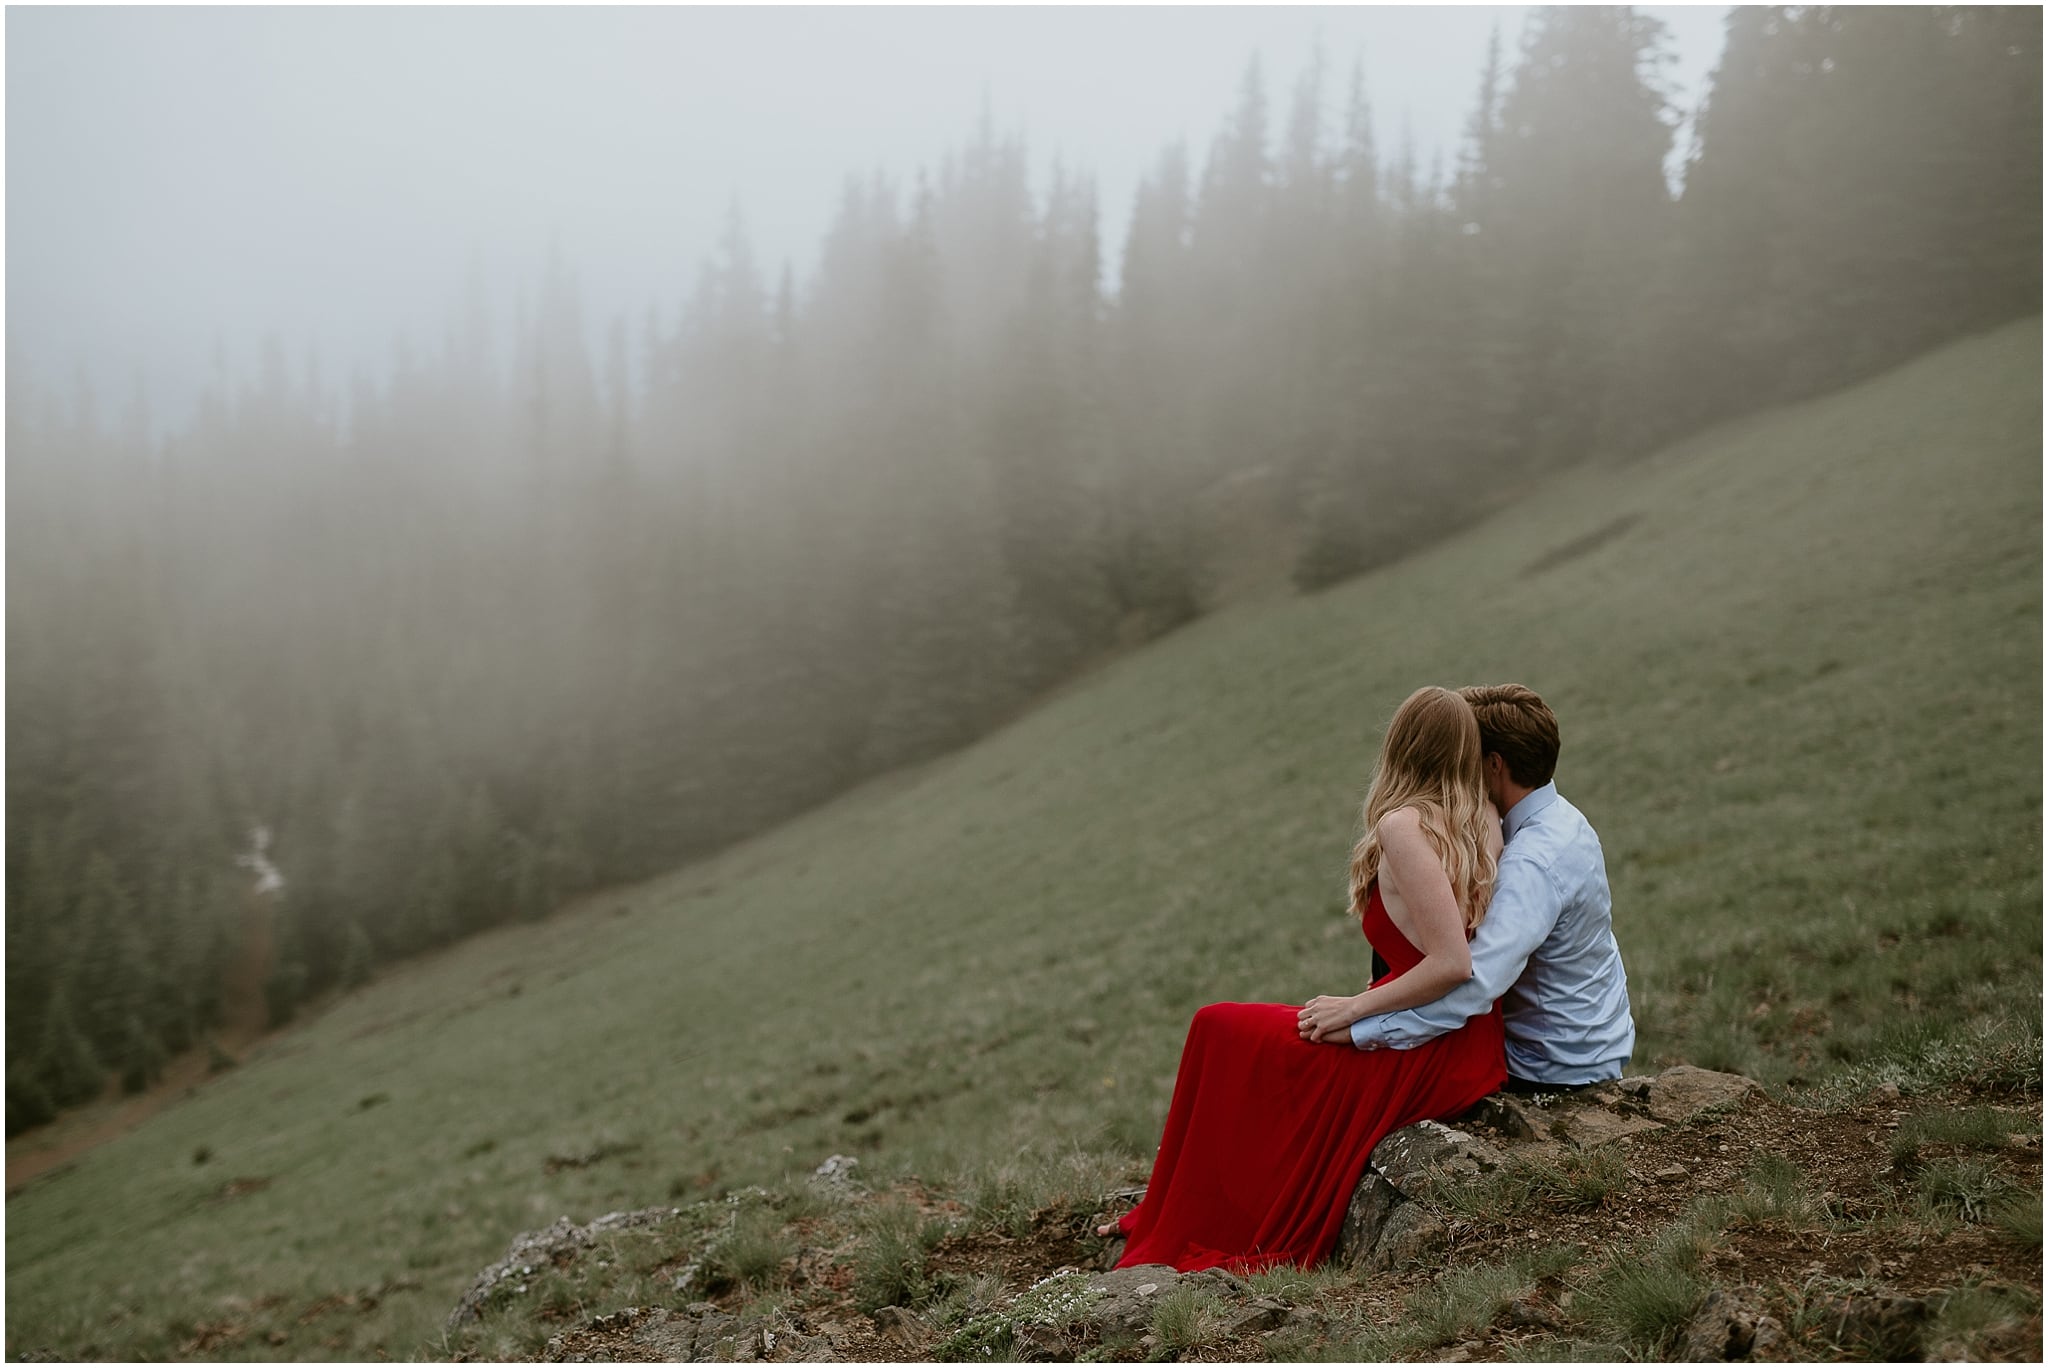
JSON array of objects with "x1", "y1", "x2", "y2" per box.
[
  {"x1": 1291, "y1": 49, "x2": 1384, "y2": 591},
  {"x1": 117, "y1": 1012, "x2": 167, "y2": 1095},
  {"x1": 1453, "y1": 23, "x2": 1506, "y2": 230},
  {"x1": 33, "y1": 983, "x2": 106, "y2": 1109},
  {"x1": 263, "y1": 896, "x2": 310, "y2": 1029},
  {"x1": 72, "y1": 853, "x2": 140, "y2": 1062},
  {"x1": 339, "y1": 920, "x2": 375, "y2": 990},
  {"x1": 7, "y1": 1059, "x2": 58, "y2": 1137},
  {"x1": 1107, "y1": 142, "x2": 1210, "y2": 629},
  {"x1": 1487, "y1": 5, "x2": 1677, "y2": 465}
]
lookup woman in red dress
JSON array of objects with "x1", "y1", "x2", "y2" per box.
[{"x1": 1097, "y1": 685, "x2": 1509, "y2": 1273}]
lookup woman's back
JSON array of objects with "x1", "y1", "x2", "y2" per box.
[
  {"x1": 1375, "y1": 800, "x2": 1503, "y2": 949},
  {"x1": 1360, "y1": 880, "x2": 1427, "y2": 980}
]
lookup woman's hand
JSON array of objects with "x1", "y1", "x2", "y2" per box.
[{"x1": 1297, "y1": 993, "x2": 1366, "y2": 1044}]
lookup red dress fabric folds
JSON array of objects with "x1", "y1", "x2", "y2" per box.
[{"x1": 1112, "y1": 880, "x2": 1507, "y2": 1273}]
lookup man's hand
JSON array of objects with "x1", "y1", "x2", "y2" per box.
[{"x1": 1297, "y1": 993, "x2": 1365, "y2": 1044}]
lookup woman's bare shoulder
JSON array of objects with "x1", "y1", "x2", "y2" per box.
[{"x1": 1375, "y1": 804, "x2": 1429, "y2": 850}]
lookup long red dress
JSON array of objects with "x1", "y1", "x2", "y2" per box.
[{"x1": 1111, "y1": 880, "x2": 1507, "y2": 1273}]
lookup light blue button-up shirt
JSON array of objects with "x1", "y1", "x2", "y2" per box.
[{"x1": 1349, "y1": 781, "x2": 1635, "y2": 1084}]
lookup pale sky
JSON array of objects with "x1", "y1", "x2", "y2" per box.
[{"x1": 7, "y1": 4, "x2": 1732, "y2": 437}]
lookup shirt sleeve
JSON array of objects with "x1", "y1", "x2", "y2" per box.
[{"x1": 1350, "y1": 851, "x2": 1563, "y2": 1050}]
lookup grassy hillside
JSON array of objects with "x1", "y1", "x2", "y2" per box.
[{"x1": 6, "y1": 317, "x2": 2040, "y2": 1360}]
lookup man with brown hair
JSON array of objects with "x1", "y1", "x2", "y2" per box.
[{"x1": 1347, "y1": 683, "x2": 1636, "y2": 1089}]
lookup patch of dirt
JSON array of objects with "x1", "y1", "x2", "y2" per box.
[
  {"x1": 931, "y1": 1214, "x2": 1103, "y2": 1287},
  {"x1": 179, "y1": 1318, "x2": 250, "y2": 1355},
  {"x1": 211, "y1": 1174, "x2": 275, "y2": 1202},
  {"x1": 543, "y1": 1140, "x2": 644, "y2": 1175}
]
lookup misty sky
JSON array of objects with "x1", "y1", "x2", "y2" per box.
[{"x1": 8, "y1": 5, "x2": 1731, "y2": 438}]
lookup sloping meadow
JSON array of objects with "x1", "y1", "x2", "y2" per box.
[{"x1": 5, "y1": 317, "x2": 2040, "y2": 1359}]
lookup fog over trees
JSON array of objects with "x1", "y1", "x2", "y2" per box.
[{"x1": 6, "y1": 5, "x2": 2040, "y2": 1131}]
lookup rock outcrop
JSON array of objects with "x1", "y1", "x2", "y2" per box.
[
  {"x1": 1335, "y1": 1066, "x2": 1760, "y2": 1268},
  {"x1": 1073, "y1": 1264, "x2": 1252, "y2": 1339},
  {"x1": 447, "y1": 1205, "x2": 681, "y2": 1330},
  {"x1": 1334, "y1": 1117, "x2": 1504, "y2": 1268},
  {"x1": 1680, "y1": 1286, "x2": 1788, "y2": 1362}
]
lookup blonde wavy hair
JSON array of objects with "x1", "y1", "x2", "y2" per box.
[{"x1": 1348, "y1": 686, "x2": 1500, "y2": 931}]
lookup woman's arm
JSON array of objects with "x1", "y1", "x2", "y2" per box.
[{"x1": 1297, "y1": 806, "x2": 1474, "y2": 1042}]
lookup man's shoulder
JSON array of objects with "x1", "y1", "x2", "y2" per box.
[
  {"x1": 1527, "y1": 787, "x2": 1599, "y2": 834},
  {"x1": 1544, "y1": 789, "x2": 1600, "y2": 840},
  {"x1": 1504, "y1": 790, "x2": 1601, "y2": 875}
]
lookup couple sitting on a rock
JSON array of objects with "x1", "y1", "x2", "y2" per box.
[{"x1": 1098, "y1": 683, "x2": 1636, "y2": 1272}]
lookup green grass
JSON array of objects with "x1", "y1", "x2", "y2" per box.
[
  {"x1": 1727, "y1": 1154, "x2": 1829, "y2": 1230},
  {"x1": 1990, "y1": 1188, "x2": 2043, "y2": 1246},
  {"x1": 848, "y1": 1200, "x2": 953, "y2": 1313},
  {"x1": 1241, "y1": 1260, "x2": 1353, "y2": 1307},
  {"x1": 1578, "y1": 1258, "x2": 1704, "y2": 1356},
  {"x1": 1502, "y1": 1337, "x2": 1636, "y2": 1362},
  {"x1": 920, "y1": 1270, "x2": 1008, "y2": 1336},
  {"x1": 1924, "y1": 1281, "x2": 2043, "y2": 1359},
  {"x1": 4, "y1": 317, "x2": 2039, "y2": 1359},
  {"x1": 1149, "y1": 1282, "x2": 1230, "y2": 1355},
  {"x1": 1892, "y1": 1104, "x2": 2041, "y2": 1163},
  {"x1": 1432, "y1": 1147, "x2": 1628, "y2": 1222},
  {"x1": 953, "y1": 1142, "x2": 1132, "y2": 1239},
  {"x1": 932, "y1": 1270, "x2": 1101, "y2": 1362},
  {"x1": 1575, "y1": 1216, "x2": 1718, "y2": 1357},
  {"x1": 700, "y1": 1204, "x2": 799, "y2": 1293},
  {"x1": 1808, "y1": 1013, "x2": 2044, "y2": 1106},
  {"x1": 1916, "y1": 1157, "x2": 2018, "y2": 1225},
  {"x1": 1350, "y1": 1244, "x2": 1582, "y2": 1356}
]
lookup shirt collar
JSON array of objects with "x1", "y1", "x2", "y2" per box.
[{"x1": 1502, "y1": 781, "x2": 1559, "y2": 844}]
